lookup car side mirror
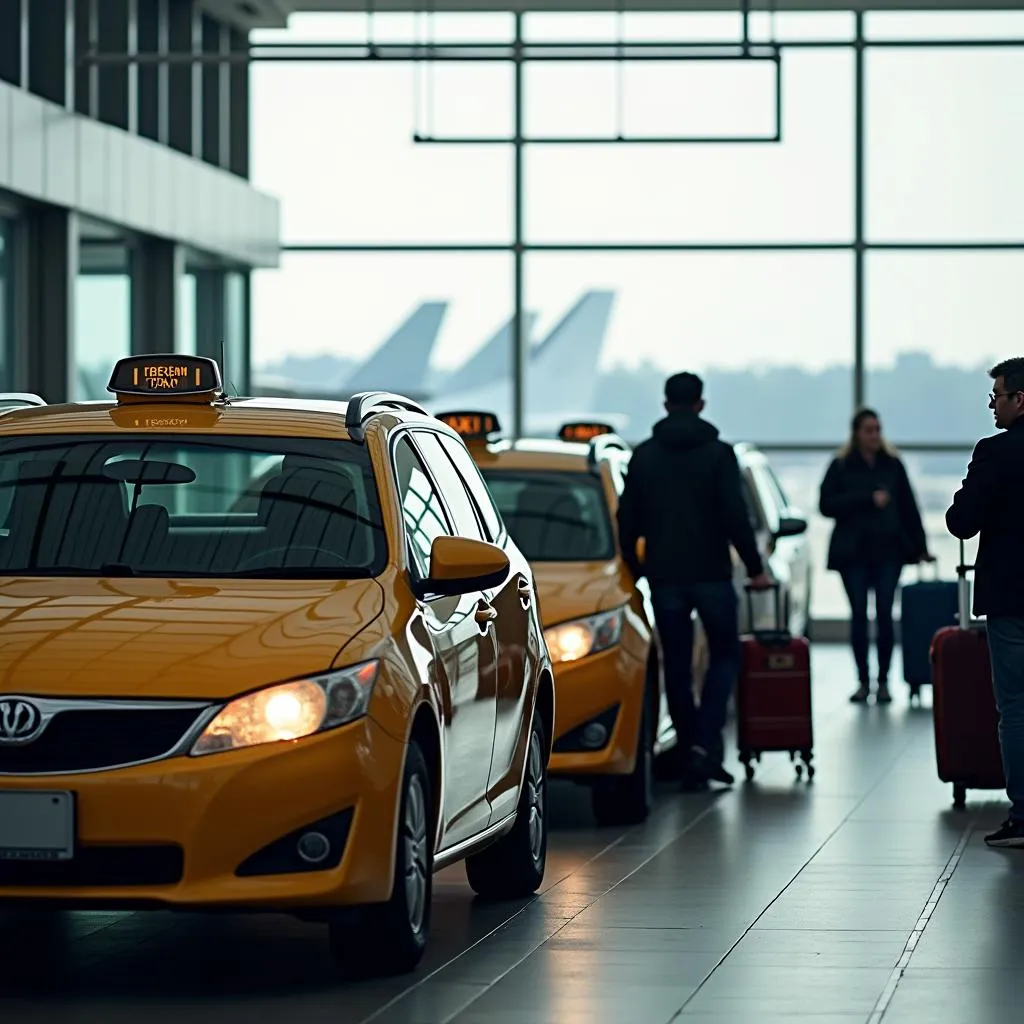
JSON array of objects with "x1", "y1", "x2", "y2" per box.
[
  {"x1": 420, "y1": 536, "x2": 511, "y2": 598},
  {"x1": 775, "y1": 515, "x2": 807, "y2": 539}
]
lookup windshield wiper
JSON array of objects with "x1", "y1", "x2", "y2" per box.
[{"x1": 98, "y1": 562, "x2": 137, "y2": 576}]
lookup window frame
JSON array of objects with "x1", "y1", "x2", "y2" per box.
[
  {"x1": 435, "y1": 431, "x2": 506, "y2": 544},
  {"x1": 410, "y1": 428, "x2": 488, "y2": 543},
  {"x1": 388, "y1": 428, "x2": 456, "y2": 582}
]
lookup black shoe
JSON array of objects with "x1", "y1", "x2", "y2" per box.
[
  {"x1": 850, "y1": 684, "x2": 871, "y2": 703},
  {"x1": 985, "y1": 819, "x2": 1024, "y2": 848},
  {"x1": 691, "y1": 747, "x2": 735, "y2": 787},
  {"x1": 875, "y1": 684, "x2": 892, "y2": 704}
]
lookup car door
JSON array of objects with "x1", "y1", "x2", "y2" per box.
[
  {"x1": 434, "y1": 430, "x2": 534, "y2": 825},
  {"x1": 393, "y1": 434, "x2": 494, "y2": 848}
]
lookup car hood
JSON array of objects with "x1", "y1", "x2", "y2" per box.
[
  {"x1": 0, "y1": 576, "x2": 384, "y2": 700},
  {"x1": 531, "y1": 561, "x2": 624, "y2": 628}
]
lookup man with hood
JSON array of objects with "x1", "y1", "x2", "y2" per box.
[{"x1": 618, "y1": 371, "x2": 771, "y2": 789}]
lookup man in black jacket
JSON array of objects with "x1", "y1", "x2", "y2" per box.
[
  {"x1": 947, "y1": 357, "x2": 1024, "y2": 849},
  {"x1": 618, "y1": 372, "x2": 771, "y2": 789}
]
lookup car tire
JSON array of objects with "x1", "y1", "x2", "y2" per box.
[
  {"x1": 328, "y1": 739, "x2": 433, "y2": 978},
  {"x1": 591, "y1": 692, "x2": 653, "y2": 827},
  {"x1": 465, "y1": 711, "x2": 547, "y2": 900}
]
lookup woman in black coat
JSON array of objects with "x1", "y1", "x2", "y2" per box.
[{"x1": 819, "y1": 408, "x2": 931, "y2": 704}]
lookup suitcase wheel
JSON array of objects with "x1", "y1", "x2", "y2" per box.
[
  {"x1": 953, "y1": 783, "x2": 967, "y2": 810},
  {"x1": 744, "y1": 762, "x2": 755, "y2": 782},
  {"x1": 739, "y1": 750, "x2": 756, "y2": 782}
]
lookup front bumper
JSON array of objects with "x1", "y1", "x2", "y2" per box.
[
  {"x1": 0, "y1": 716, "x2": 405, "y2": 911},
  {"x1": 548, "y1": 646, "x2": 646, "y2": 777}
]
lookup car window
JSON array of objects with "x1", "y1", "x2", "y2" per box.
[
  {"x1": 0, "y1": 434, "x2": 386, "y2": 577},
  {"x1": 413, "y1": 431, "x2": 485, "y2": 542},
  {"x1": 437, "y1": 433, "x2": 503, "y2": 542},
  {"x1": 480, "y1": 469, "x2": 615, "y2": 562},
  {"x1": 393, "y1": 435, "x2": 452, "y2": 577}
]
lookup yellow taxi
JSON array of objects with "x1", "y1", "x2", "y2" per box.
[
  {"x1": 0, "y1": 357, "x2": 554, "y2": 978},
  {"x1": 436, "y1": 411, "x2": 680, "y2": 825}
]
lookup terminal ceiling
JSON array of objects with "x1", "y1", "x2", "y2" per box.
[{"x1": 200, "y1": 1, "x2": 1024, "y2": 30}]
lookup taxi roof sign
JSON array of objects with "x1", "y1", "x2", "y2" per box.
[
  {"x1": 559, "y1": 421, "x2": 615, "y2": 443},
  {"x1": 107, "y1": 355, "x2": 222, "y2": 402},
  {"x1": 436, "y1": 410, "x2": 501, "y2": 441}
]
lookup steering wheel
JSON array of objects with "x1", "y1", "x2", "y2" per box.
[{"x1": 237, "y1": 546, "x2": 352, "y2": 571}]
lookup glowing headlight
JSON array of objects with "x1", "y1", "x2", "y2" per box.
[
  {"x1": 191, "y1": 660, "x2": 380, "y2": 756},
  {"x1": 544, "y1": 608, "x2": 624, "y2": 664}
]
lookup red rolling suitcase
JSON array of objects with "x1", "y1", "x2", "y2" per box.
[
  {"x1": 736, "y1": 584, "x2": 814, "y2": 782},
  {"x1": 930, "y1": 541, "x2": 1005, "y2": 810}
]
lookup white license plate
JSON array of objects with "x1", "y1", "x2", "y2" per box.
[{"x1": 0, "y1": 791, "x2": 75, "y2": 861}]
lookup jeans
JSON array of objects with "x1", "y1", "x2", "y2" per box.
[
  {"x1": 987, "y1": 617, "x2": 1024, "y2": 823},
  {"x1": 840, "y1": 560, "x2": 902, "y2": 684},
  {"x1": 651, "y1": 580, "x2": 740, "y2": 762}
]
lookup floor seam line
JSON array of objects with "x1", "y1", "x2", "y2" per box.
[
  {"x1": 442, "y1": 694, "x2": 866, "y2": 1024},
  {"x1": 367, "y1": 680, "x2": 907, "y2": 1024},
  {"x1": 357, "y1": 827, "x2": 634, "y2": 1023},
  {"x1": 666, "y1": 724, "x2": 926, "y2": 1023},
  {"x1": 428, "y1": 797, "x2": 729, "y2": 1024},
  {"x1": 865, "y1": 811, "x2": 980, "y2": 1024}
]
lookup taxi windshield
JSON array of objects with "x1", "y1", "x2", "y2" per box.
[
  {"x1": 480, "y1": 469, "x2": 614, "y2": 562},
  {"x1": 0, "y1": 435, "x2": 386, "y2": 579}
]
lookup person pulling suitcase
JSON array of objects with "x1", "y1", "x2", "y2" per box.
[
  {"x1": 617, "y1": 372, "x2": 772, "y2": 791},
  {"x1": 946, "y1": 357, "x2": 1024, "y2": 849}
]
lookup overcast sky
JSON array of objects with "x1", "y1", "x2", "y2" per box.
[{"x1": 245, "y1": 9, "x2": 1024, "y2": 379}]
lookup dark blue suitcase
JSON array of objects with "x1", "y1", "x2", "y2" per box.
[{"x1": 901, "y1": 562, "x2": 958, "y2": 699}]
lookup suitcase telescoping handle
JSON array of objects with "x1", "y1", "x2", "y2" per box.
[
  {"x1": 744, "y1": 580, "x2": 786, "y2": 637},
  {"x1": 956, "y1": 538, "x2": 974, "y2": 630}
]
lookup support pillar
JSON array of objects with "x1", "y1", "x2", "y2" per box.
[
  {"x1": 0, "y1": 0, "x2": 23, "y2": 87},
  {"x1": 97, "y1": 0, "x2": 131, "y2": 131},
  {"x1": 193, "y1": 269, "x2": 225, "y2": 363},
  {"x1": 228, "y1": 28, "x2": 249, "y2": 177},
  {"x1": 853, "y1": 12, "x2": 866, "y2": 413},
  {"x1": 167, "y1": 0, "x2": 200, "y2": 157},
  {"x1": 131, "y1": 237, "x2": 182, "y2": 355},
  {"x1": 27, "y1": 0, "x2": 73, "y2": 108},
  {"x1": 24, "y1": 208, "x2": 78, "y2": 405}
]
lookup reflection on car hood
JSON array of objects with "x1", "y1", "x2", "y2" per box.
[
  {"x1": 0, "y1": 577, "x2": 384, "y2": 699},
  {"x1": 531, "y1": 561, "x2": 622, "y2": 628}
]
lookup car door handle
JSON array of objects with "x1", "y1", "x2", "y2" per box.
[{"x1": 475, "y1": 602, "x2": 498, "y2": 625}]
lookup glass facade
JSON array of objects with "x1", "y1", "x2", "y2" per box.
[
  {"x1": 179, "y1": 273, "x2": 197, "y2": 355},
  {"x1": 224, "y1": 271, "x2": 249, "y2": 396},
  {"x1": 0, "y1": 218, "x2": 12, "y2": 391},
  {"x1": 75, "y1": 245, "x2": 132, "y2": 401},
  {"x1": 250, "y1": 9, "x2": 1021, "y2": 621}
]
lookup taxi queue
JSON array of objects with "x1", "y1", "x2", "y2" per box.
[{"x1": 0, "y1": 353, "x2": 772, "y2": 978}]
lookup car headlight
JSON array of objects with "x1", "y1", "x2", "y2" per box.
[
  {"x1": 544, "y1": 608, "x2": 624, "y2": 664},
  {"x1": 190, "y1": 660, "x2": 380, "y2": 756}
]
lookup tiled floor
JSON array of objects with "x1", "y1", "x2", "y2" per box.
[{"x1": 0, "y1": 645, "x2": 1016, "y2": 1023}]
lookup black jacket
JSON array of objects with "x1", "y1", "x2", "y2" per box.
[
  {"x1": 616, "y1": 410, "x2": 764, "y2": 585},
  {"x1": 818, "y1": 449, "x2": 927, "y2": 572},
  {"x1": 946, "y1": 417, "x2": 1024, "y2": 618}
]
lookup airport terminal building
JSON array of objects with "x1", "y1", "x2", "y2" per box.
[{"x1": 0, "y1": 0, "x2": 279, "y2": 402}]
